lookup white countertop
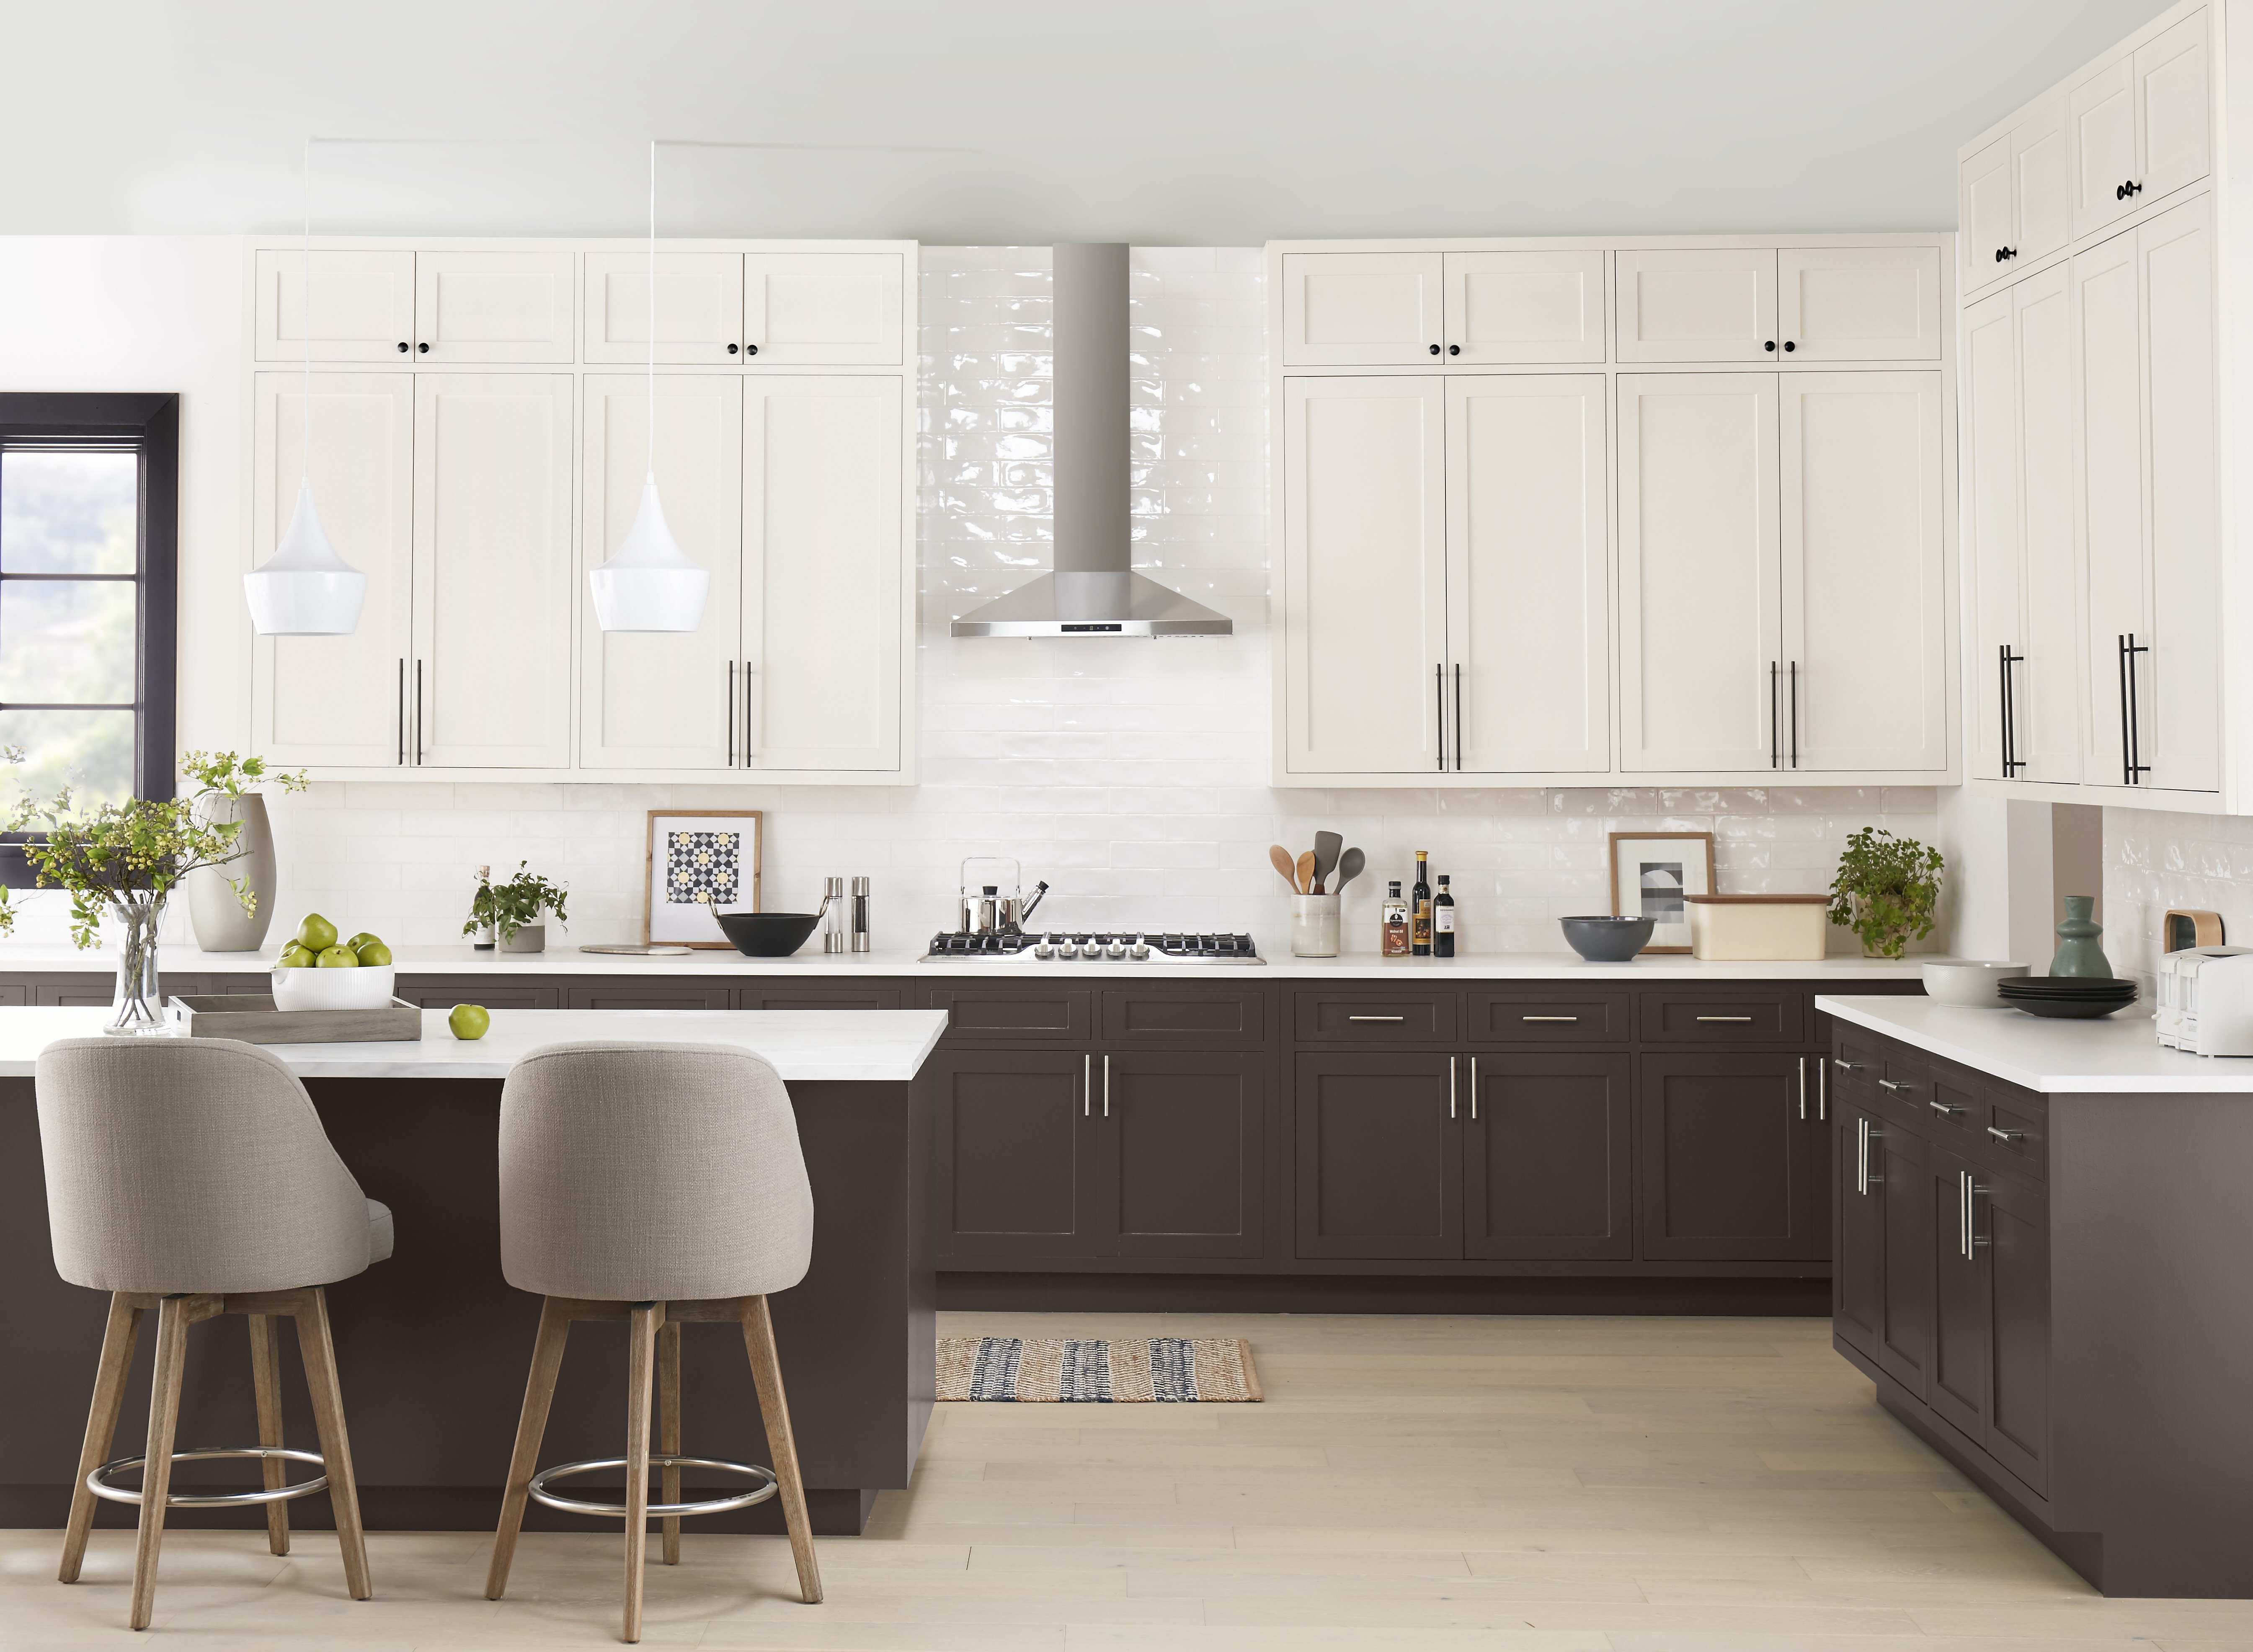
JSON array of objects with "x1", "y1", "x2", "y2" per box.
[
  {"x1": 1816, "y1": 994, "x2": 2253, "y2": 1094},
  {"x1": 0, "y1": 941, "x2": 1932, "y2": 983},
  {"x1": 0, "y1": 1007, "x2": 949, "y2": 1083}
]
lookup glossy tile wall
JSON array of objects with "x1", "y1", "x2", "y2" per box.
[
  {"x1": 2105, "y1": 803, "x2": 2253, "y2": 988},
  {"x1": 4, "y1": 247, "x2": 1940, "y2": 958}
]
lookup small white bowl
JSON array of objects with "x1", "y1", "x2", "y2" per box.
[
  {"x1": 272, "y1": 964, "x2": 397, "y2": 1012},
  {"x1": 1921, "y1": 959, "x2": 2031, "y2": 1007}
]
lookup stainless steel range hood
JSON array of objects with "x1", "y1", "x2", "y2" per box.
[{"x1": 951, "y1": 243, "x2": 1231, "y2": 638}]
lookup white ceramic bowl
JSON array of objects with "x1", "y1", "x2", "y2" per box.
[
  {"x1": 272, "y1": 963, "x2": 396, "y2": 1012},
  {"x1": 1921, "y1": 959, "x2": 2030, "y2": 1007}
]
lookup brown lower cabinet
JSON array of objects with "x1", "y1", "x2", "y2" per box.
[
  {"x1": 1638, "y1": 1053, "x2": 1829, "y2": 1260},
  {"x1": 1466, "y1": 1053, "x2": 1631, "y2": 1260},
  {"x1": 1293, "y1": 1053, "x2": 1460, "y2": 1260}
]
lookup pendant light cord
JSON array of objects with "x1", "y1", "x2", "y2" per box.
[
  {"x1": 647, "y1": 138, "x2": 656, "y2": 485},
  {"x1": 302, "y1": 135, "x2": 313, "y2": 486}
]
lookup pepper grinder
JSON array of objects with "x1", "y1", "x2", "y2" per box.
[
  {"x1": 823, "y1": 877, "x2": 847, "y2": 953},
  {"x1": 850, "y1": 875, "x2": 871, "y2": 952}
]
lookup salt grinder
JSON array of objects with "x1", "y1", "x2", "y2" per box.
[
  {"x1": 823, "y1": 877, "x2": 847, "y2": 952},
  {"x1": 850, "y1": 876, "x2": 871, "y2": 952}
]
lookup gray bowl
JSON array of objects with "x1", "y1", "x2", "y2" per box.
[
  {"x1": 1560, "y1": 915, "x2": 1655, "y2": 963},
  {"x1": 715, "y1": 911, "x2": 821, "y2": 957}
]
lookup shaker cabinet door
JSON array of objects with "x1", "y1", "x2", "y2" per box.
[
  {"x1": 1440, "y1": 250, "x2": 1605, "y2": 364},
  {"x1": 931, "y1": 1051, "x2": 1096, "y2": 1260},
  {"x1": 1097, "y1": 1053, "x2": 1266, "y2": 1259},
  {"x1": 1961, "y1": 290, "x2": 2020, "y2": 783},
  {"x1": 2013, "y1": 267, "x2": 2083, "y2": 786},
  {"x1": 1278, "y1": 252, "x2": 1443, "y2": 366},
  {"x1": 250, "y1": 372, "x2": 416, "y2": 769},
  {"x1": 2075, "y1": 225, "x2": 2144, "y2": 788},
  {"x1": 413, "y1": 251, "x2": 576, "y2": 364},
  {"x1": 742, "y1": 252, "x2": 904, "y2": 365},
  {"x1": 253, "y1": 249, "x2": 415, "y2": 363},
  {"x1": 1926, "y1": 1143, "x2": 1991, "y2": 1443},
  {"x1": 1293, "y1": 1053, "x2": 1461, "y2": 1260},
  {"x1": 1776, "y1": 247, "x2": 1941, "y2": 361},
  {"x1": 1639, "y1": 1054, "x2": 1823, "y2": 1261},
  {"x1": 1834, "y1": 1102, "x2": 1886, "y2": 1360},
  {"x1": 584, "y1": 252, "x2": 745, "y2": 365},
  {"x1": 1464, "y1": 1054, "x2": 1631, "y2": 1260},
  {"x1": 1614, "y1": 248, "x2": 1777, "y2": 363},
  {"x1": 1875, "y1": 1119, "x2": 1935, "y2": 1399},
  {"x1": 1983, "y1": 1168, "x2": 2052, "y2": 1496},
  {"x1": 1959, "y1": 135, "x2": 2015, "y2": 297},
  {"x1": 2135, "y1": 9, "x2": 2210, "y2": 210},
  {"x1": 2070, "y1": 57, "x2": 2141, "y2": 241}
]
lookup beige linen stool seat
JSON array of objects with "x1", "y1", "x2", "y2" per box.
[
  {"x1": 36, "y1": 1037, "x2": 391, "y2": 1631},
  {"x1": 485, "y1": 1040, "x2": 821, "y2": 1643}
]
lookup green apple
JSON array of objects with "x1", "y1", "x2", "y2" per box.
[
  {"x1": 296, "y1": 913, "x2": 339, "y2": 952},
  {"x1": 449, "y1": 1003, "x2": 490, "y2": 1041},
  {"x1": 355, "y1": 941, "x2": 392, "y2": 967},
  {"x1": 276, "y1": 945, "x2": 316, "y2": 969},
  {"x1": 345, "y1": 932, "x2": 381, "y2": 951},
  {"x1": 314, "y1": 944, "x2": 358, "y2": 968}
]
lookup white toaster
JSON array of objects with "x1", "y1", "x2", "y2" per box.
[{"x1": 2156, "y1": 946, "x2": 2253, "y2": 1055}]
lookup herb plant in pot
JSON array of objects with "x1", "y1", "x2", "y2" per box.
[
  {"x1": 1827, "y1": 827, "x2": 1945, "y2": 960},
  {"x1": 181, "y1": 750, "x2": 309, "y2": 952},
  {"x1": 463, "y1": 861, "x2": 569, "y2": 954}
]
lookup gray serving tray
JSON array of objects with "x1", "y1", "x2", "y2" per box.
[{"x1": 165, "y1": 994, "x2": 423, "y2": 1045}]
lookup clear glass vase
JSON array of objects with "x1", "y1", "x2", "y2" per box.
[{"x1": 107, "y1": 898, "x2": 169, "y2": 1035}]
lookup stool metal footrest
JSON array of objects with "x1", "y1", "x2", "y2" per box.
[
  {"x1": 527, "y1": 1455, "x2": 778, "y2": 1519},
  {"x1": 88, "y1": 1446, "x2": 328, "y2": 1509}
]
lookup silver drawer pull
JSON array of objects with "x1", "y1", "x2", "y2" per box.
[
  {"x1": 1928, "y1": 1099, "x2": 1961, "y2": 1116},
  {"x1": 1987, "y1": 1125, "x2": 2026, "y2": 1143},
  {"x1": 1696, "y1": 1015, "x2": 1753, "y2": 1022},
  {"x1": 1876, "y1": 1078, "x2": 1914, "y2": 1092},
  {"x1": 1348, "y1": 1014, "x2": 1406, "y2": 1022},
  {"x1": 1521, "y1": 1015, "x2": 1579, "y2": 1022},
  {"x1": 1833, "y1": 1058, "x2": 1865, "y2": 1071}
]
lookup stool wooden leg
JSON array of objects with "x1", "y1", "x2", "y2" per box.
[
  {"x1": 129, "y1": 1296, "x2": 194, "y2": 1630},
  {"x1": 294, "y1": 1288, "x2": 372, "y2": 1601},
  {"x1": 622, "y1": 1302, "x2": 660, "y2": 1644},
  {"x1": 656, "y1": 1318, "x2": 682, "y2": 1566},
  {"x1": 247, "y1": 1314, "x2": 290, "y2": 1556},
  {"x1": 486, "y1": 1297, "x2": 570, "y2": 1600},
  {"x1": 59, "y1": 1293, "x2": 143, "y2": 1585},
  {"x1": 741, "y1": 1296, "x2": 822, "y2": 1605}
]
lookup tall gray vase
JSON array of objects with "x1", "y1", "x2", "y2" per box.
[{"x1": 186, "y1": 794, "x2": 277, "y2": 952}]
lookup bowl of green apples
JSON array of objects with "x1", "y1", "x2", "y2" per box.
[{"x1": 271, "y1": 913, "x2": 397, "y2": 1011}]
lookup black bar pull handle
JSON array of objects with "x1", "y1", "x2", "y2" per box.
[
  {"x1": 2123, "y1": 633, "x2": 2150, "y2": 783},
  {"x1": 397, "y1": 658, "x2": 406, "y2": 766},
  {"x1": 414, "y1": 659, "x2": 424, "y2": 766},
  {"x1": 1790, "y1": 660, "x2": 1799, "y2": 769},
  {"x1": 1453, "y1": 663, "x2": 1463, "y2": 772},
  {"x1": 1770, "y1": 661, "x2": 1780, "y2": 769},
  {"x1": 727, "y1": 660, "x2": 736, "y2": 767},
  {"x1": 1435, "y1": 663, "x2": 1445, "y2": 772},
  {"x1": 1999, "y1": 644, "x2": 2026, "y2": 777}
]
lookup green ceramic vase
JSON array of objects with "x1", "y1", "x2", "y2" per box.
[{"x1": 2049, "y1": 894, "x2": 2112, "y2": 978}]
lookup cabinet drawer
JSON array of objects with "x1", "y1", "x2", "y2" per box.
[
  {"x1": 1979, "y1": 1089, "x2": 2048, "y2": 1182},
  {"x1": 395, "y1": 978, "x2": 561, "y2": 1011},
  {"x1": 1868, "y1": 1049, "x2": 1931, "y2": 1129},
  {"x1": 926, "y1": 986, "x2": 1092, "y2": 1042},
  {"x1": 1466, "y1": 991, "x2": 1629, "y2": 1044},
  {"x1": 1294, "y1": 991, "x2": 1457, "y2": 1043},
  {"x1": 1638, "y1": 991, "x2": 1805, "y2": 1045},
  {"x1": 566, "y1": 984, "x2": 734, "y2": 1011},
  {"x1": 1920, "y1": 1060, "x2": 1985, "y2": 1144},
  {"x1": 740, "y1": 986, "x2": 904, "y2": 1012},
  {"x1": 1101, "y1": 987, "x2": 1267, "y2": 1048}
]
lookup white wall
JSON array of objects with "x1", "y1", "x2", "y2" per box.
[
  {"x1": 0, "y1": 238, "x2": 1943, "y2": 958},
  {"x1": 2106, "y1": 803, "x2": 2253, "y2": 988}
]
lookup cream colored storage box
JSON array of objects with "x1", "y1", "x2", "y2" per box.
[{"x1": 1685, "y1": 894, "x2": 1831, "y2": 961}]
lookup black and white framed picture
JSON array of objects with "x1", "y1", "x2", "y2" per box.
[
  {"x1": 643, "y1": 810, "x2": 762, "y2": 947},
  {"x1": 1607, "y1": 831, "x2": 1716, "y2": 954}
]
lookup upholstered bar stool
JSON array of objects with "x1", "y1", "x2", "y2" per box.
[
  {"x1": 35, "y1": 1037, "x2": 391, "y2": 1631},
  {"x1": 485, "y1": 1040, "x2": 821, "y2": 1644}
]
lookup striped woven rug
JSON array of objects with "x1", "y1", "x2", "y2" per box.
[{"x1": 937, "y1": 1336, "x2": 1262, "y2": 1403}]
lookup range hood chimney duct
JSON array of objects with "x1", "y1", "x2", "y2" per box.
[{"x1": 951, "y1": 243, "x2": 1231, "y2": 638}]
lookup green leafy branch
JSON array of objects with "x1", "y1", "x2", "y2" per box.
[
  {"x1": 462, "y1": 861, "x2": 570, "y2": 945},
  {"x1": 1827, "y1": 827, "x2": 1945, "y2": 960}
]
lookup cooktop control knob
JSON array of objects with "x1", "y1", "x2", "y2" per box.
[
  {"x1": 1107, "y1": 941, "x2": 1126, "y2": 958},
  {"x1": 1032, "y1": 941, "x2": 1053, "y2": 958},
  {"x1": 1130, "y1": 940, "x2": 1149, "y2": 959}
]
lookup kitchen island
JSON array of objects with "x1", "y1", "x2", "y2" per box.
[
  {"x1": 0, "y1": 1007, "x2": 946, "y2": 1539},
  {"x1": 1816, "y1": 994, "x2": 2253, "y2": 1599}
]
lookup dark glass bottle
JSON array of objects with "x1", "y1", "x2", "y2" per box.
[
  {"x1": 1433, "y1": 873, "x2": 1456, "y2": 958},
  {"x1": 1411, "y1": 850, "x2": 1432, "y2": 958}
]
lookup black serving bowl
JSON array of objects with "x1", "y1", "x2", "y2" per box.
[
  {"x1": 1559, "y1": 915, "x2": 1655, "y2": 963},
  {"x1": 715, "y1": 911, "x2": 821, "y2": 958}
]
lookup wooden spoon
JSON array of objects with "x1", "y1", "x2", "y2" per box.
[
  {"x1": 1295, "y1": 850, "x2": 1317, "y2": 895},
  {"x1": 1268, "y1": 844, "x2": 1298, "y2": 889}
]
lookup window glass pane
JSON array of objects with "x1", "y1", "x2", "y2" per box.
[
  {"x1": 0, "y1": 451, "x2": 138, "y2": 574},
  {"x1": 0, "y1": 708, "x2": 135, "y2": 811},
  {"x1": 0, "y1": 579, "x2": 136, "y2": 704}
]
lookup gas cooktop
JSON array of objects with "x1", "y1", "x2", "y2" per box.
[{"x1": 922, "y1": 931, "x2": 1264, "y2": 965}]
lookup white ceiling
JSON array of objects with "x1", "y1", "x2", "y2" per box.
[{"x1": 1, "y1": 0, "x2": 2176, "y2": 243}]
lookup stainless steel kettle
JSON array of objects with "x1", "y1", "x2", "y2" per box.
[{"x1": 957, "y1": 857, "x2": 1049, "y2": 934}]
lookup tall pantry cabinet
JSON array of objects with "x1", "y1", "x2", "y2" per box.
[
  {"x1": 1960, "y1": 0, "x2": 2233, "y2": 811},
  {"x1": 245, "y1": 239, "x2": 917, "y2": 783},
  {"x1": 1270, "y1": 236, "x2": 1956, "y2": 787}
]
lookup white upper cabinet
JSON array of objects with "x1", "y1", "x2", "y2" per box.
[
  {"x1": 2076, "y1": 224, "x2": 2144, "y2": 787},
  {"x1": 1778, "y1": 246, "x2": 1942, "y2": 360},
  {"x1": 413, "y1": 252, "x2": 575, "y2": 364},
  {"x1": 2071, "y1": 8, "x2": 2209, "y2": 242},
  {"x1": 254, "y1": 250, "x2": 416, "y2": 363},
  {"x1": 1445, "y1": 375, "x2": 1609, "y2": 772},
  {"x1": 1617, "y1": 373, "x2": 1781, "y2": 771},
  {"x1": 1959, "y1": 104, "x2": 2070, "y2": 296},
  {"x1": 1780, "y1": 371, "x2": 1948, "y2": 773},
  {"x1": 743, "y1": 253, "x2": 903, "y2": 365},
  {"x1": 411, "y1": 374, "x2": 577, "y2": 769},
  {"x1": 249, "y1": 372, "x2": 416, "y2": 767},
  {"x1": 1962, "y1": 289, "x2": 2020, "y2": 782},
  {"x1": 584, "y1": 252, "x2": 746, "y2": 364},
  {"x1": 1440, "y1": 251, "x2": 1606, "y2": 364},
  {"x1": 741, "y1": 376, "x2": 904, "y2": 772},
  {"x1": 579, "y1": 375, "x2": 744, "y2": 770},
  {"x1": 1614, "y1": 249, "x2": 1777, "y2": 363},
  {"x1": 1280, "y1": 376, "x2": 1447, "y2": 772},
  {"x1": 1279, "y1": 253, "x2": 1443, "y2": 366}
]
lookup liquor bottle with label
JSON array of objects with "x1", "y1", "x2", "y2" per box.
[
  {"x1": 1382, "y1": 881, "x2": 1410, "y2": 957},
  {"x1": 1411, "y1": 851, "x2": 1432, "y2": 958},
  {"x1": 1433, "y1": 873, "x2": 1456, "y2": 958}
]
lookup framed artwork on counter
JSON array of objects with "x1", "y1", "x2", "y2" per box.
[
  {"x1": 1608, "y1": 831, "x2": 1716, "y2": 954},
  {"x1": 643, "y1": 810, "x2": 762, "y2": 947}
]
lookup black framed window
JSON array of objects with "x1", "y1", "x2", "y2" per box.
[{"x1": 0, "y1": 394, "x2": 178, "y2": 884}]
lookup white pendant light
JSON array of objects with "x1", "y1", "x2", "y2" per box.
[
  {"x1": 245, "y1": 137, "x2": 367, "y2": 637},
  {"x1": 588, "y1": 139, "x2": 710, "y2": 633}
]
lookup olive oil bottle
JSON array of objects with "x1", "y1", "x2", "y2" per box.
[{"x1": 1411, "y1": 851, "x2": 1432, "y2": 957}]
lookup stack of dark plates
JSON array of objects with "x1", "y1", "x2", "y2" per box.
[{"x1": 1996, "y1": 975, "x2": 2139, "y2": 1019}]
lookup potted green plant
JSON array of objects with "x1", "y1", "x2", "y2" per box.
[
  {"x1": 0, "y1": 750, "x2": 273, "y2": 1032},
  {"x1": 463, "y1": 861, "x2": 569, "y2": 954},
  {"x1": 1827, "y1": 827, "x2": 1945, "y2": 960},
  {"x1": 179, "y1": 750, "x2": 310, "y2": 952}
]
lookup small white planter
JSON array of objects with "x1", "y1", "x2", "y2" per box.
[{"x1": 272, "y1": 964, "x2": 397, "y2": 1012}]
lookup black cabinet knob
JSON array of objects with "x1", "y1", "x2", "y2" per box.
[
  {"x1": 1427, "y1": 343, "x2": 1440, "y2": 356},
  {"x1": 745, "y1": 343, "x2": 759, "y2": 356},
  {"x1": 1764, "y1": 340, "x2": 1777, "y2": 351},
  {"x1": 416, "y1": 341, "x2": 429, "y2": 354},
  {"x1": 396, "y1": 341, "x2": 409, "y2": 353},
  {"x1": 2117, "y1": 179, "x2": 2143, "y2": 199},
  {"x1": 1783, "y1": 340, "x2": 1795, "y2": 352},
  {"x1": 727, "y1": 343, "x2": 739, "y2": 354},
  {"x1": 1447, "y1": 344, "x2": 1460, "y2": 356}
]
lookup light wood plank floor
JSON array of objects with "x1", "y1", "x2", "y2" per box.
[{"x1": 9, "y1": 1311, "x2": 2253, "y2": 1649}]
